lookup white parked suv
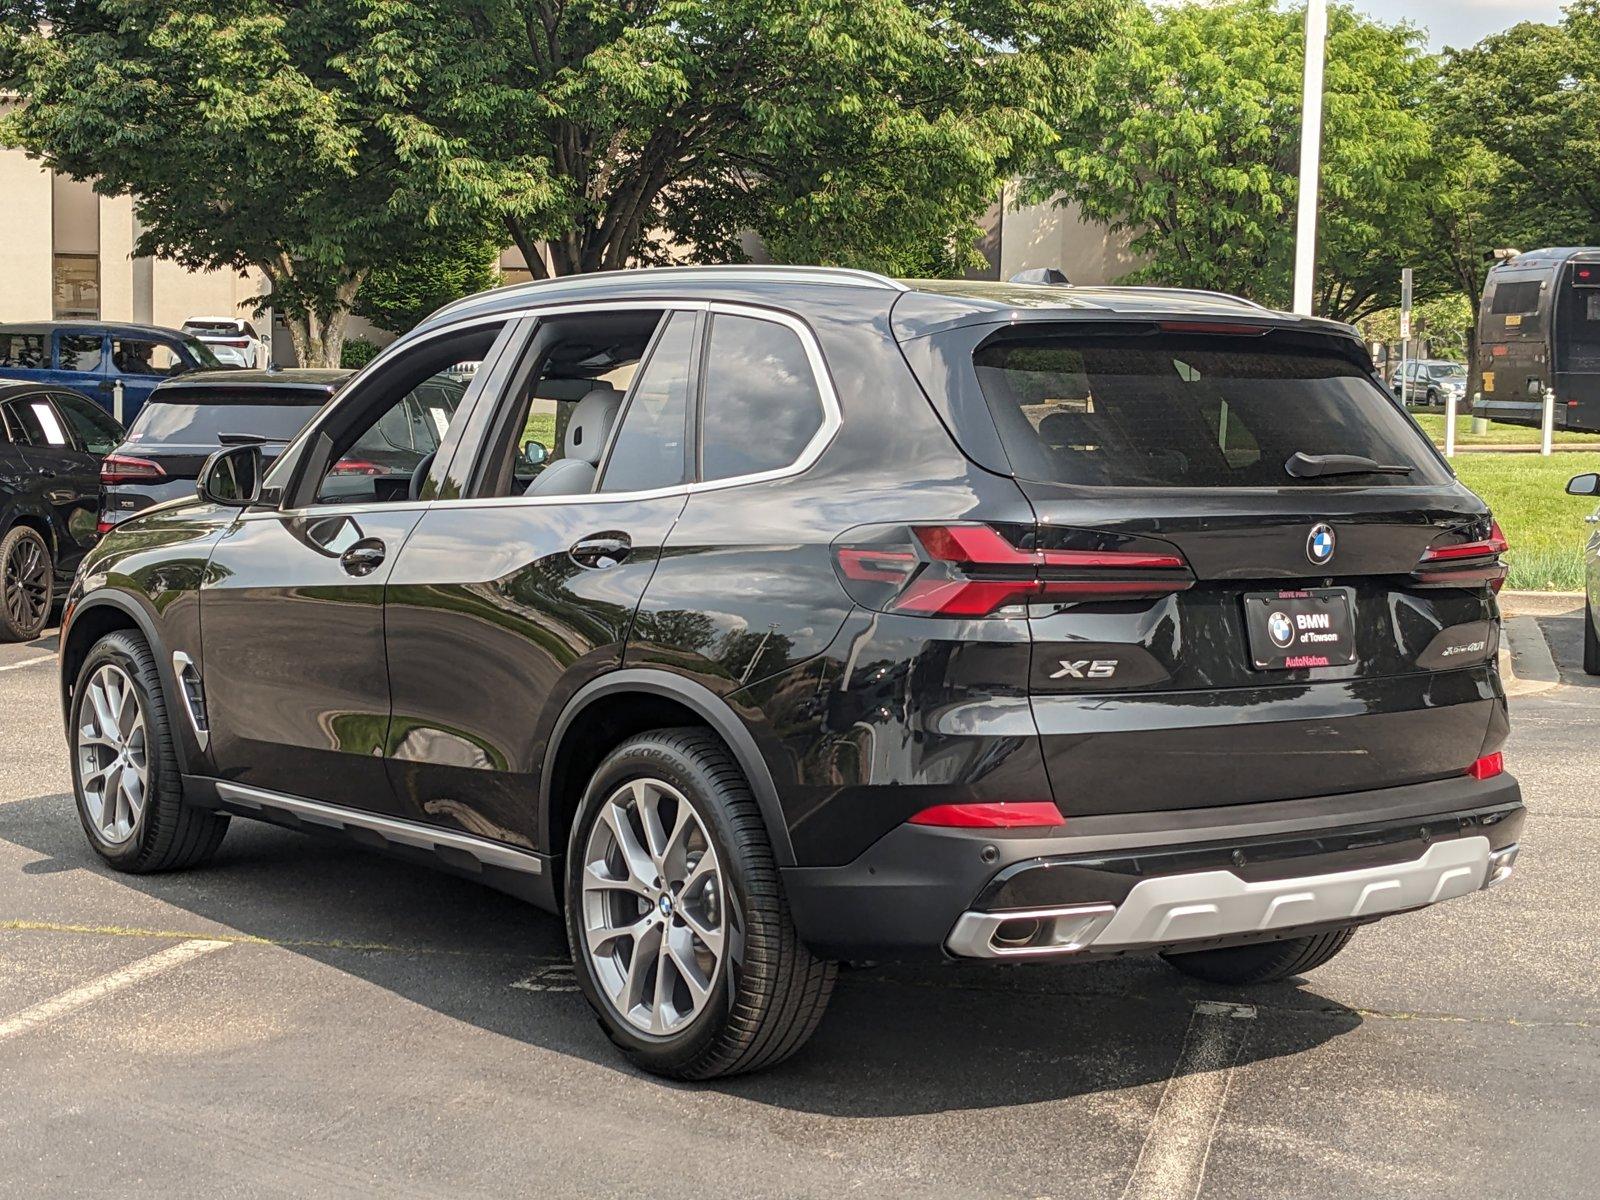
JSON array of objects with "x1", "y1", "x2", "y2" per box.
[{"x1": 180, "y1": 317, "x2": 263, "y2": 369}]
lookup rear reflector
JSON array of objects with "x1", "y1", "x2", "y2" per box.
[
  {"x1": 907, "y1": 802, "x2": 1065, "y2": 829},
  {"x1": 1467, "y1": 752, "x2": 1504, "y2": 781},
  {"x1": 100, "y1": 454, "x2": 166, "y2": 484}
]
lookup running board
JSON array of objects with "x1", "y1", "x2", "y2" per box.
[{"x1": 212, "y1": 780, "x2": 546, "y2": 878}]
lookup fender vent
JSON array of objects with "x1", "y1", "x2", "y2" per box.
[{"x1": 171, "y1": 652, "x2": 209, "y2": 749}]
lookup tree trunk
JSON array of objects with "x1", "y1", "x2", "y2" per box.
[{"x1": 273, "y1": 272, "x2": 364, "y2": 367}]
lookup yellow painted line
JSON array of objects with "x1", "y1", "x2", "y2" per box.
[{"x1": 0, "y1": 938, "x2": 229, "y2": 1043}]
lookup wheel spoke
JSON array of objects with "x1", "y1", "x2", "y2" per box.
[
  {"x1": 117, "y1": 685, "x2": 140, "y2": 741},
  {"x1": 680, "y1": 906, "x2": 724, "y2": 958},
  {"x1": 88, "y1": 679, "x2": 118, "y2": 741},
  {"x1": 621, "y1": 921, "x2": 663, "y2": 1015},
  {"x1": 599, "y1": 801, "x2": 656, "y2": 890},
  {"x1": 666, "y1": 923, "x2": 712, "y2": 1010},
  {"x1": 121, "y1": 769, "x2": 146, "y2": 824},
  {"x1": 586, "y1": 913, "x2": 650, "y2": 956},
  {"x1": 634, "y1": 780, "x2": 672, "y2": 867},
  {"x1": 582, "y1": 859, "x2": 651, "y2": 899}
]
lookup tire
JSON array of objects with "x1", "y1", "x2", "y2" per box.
[
  {"x1": 0, "y1": 525, "x2": 52, "y2": 642},
  {"x1": 1161, "y1": 927, "x2": 1356, "y2": 985},
  {"x1": 1585, "y1": 599, "x2": 1600, "y2": 676},
  {"x1": 69, "y1": 630, "x2": 229, "y2": 872},
  {"x1": 564, "y1": 728, "x2": 836, "y2": 1080},
  {"x1": 1426, "y1": 387, "x2": 1440, "y2": 407}
]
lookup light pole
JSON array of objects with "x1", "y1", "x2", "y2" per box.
[{"x1": 1292, "y1": 0, "x2": 1327, "y2": 316}]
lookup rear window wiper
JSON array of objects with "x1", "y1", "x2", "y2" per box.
[
  {"x1": 1285, "y1": 451, "x2": 1415, "y2": 478},
  {"x1": 217, "y1": 432, "x2": 282, "y2": 446}
]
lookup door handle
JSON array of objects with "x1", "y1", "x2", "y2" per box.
[
  {"x1": 570, "y1": 532, "x2": 631, "y2": 569},
  {"x1": 339, "y1": 538, "x2": 387, "y2": 576}
]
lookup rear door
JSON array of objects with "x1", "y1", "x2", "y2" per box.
[
  {"x1": 49, "y1": 331, "x2": 112, "y2": 412},
  {"x1": 934, "y1": 322, "x2": 1504, "y2": 816},
  {"x1": 0, "y1": 390, "x2": 100, "y2": 569}
]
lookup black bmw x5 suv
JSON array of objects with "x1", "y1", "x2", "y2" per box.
[{"x1": 59, "y1": 267, "x2": 1523, "y2": 1079}]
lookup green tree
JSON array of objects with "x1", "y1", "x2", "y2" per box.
[
  {"x1": 1028, "y1": 0, "x2": 1436, "y2": 320},
  {"x1": 355, "y1": 236, "x2": 502, "y2": 336},
  {"x1": 453, "y1": 0, "x2": 1117, "y2": 278},
  {"x1": 2, "y1": 2, "x2": 521, "y2": 365}
]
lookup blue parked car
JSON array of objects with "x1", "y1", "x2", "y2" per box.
[{"x1": 0, "y1": 321, "x2": 227, "y2": 426}]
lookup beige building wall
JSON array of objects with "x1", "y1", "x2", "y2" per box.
[
  {"x1": 0, "y1": 147, "x2": 53, "y2": 322},
  {"x1": 99, "y1": 193, "x2": 137, "y2": 322},
  {"x1": 997, "y1": 188, "x2": 1145, "y2": 286}
]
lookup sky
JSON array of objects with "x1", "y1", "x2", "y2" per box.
[{"x1": 1357, "y1": 0, "x2": 1565, "y2": 51}]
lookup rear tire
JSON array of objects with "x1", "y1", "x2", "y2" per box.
[
  {"x1": 69, "y1": 630, "x2": 229, "y2": 872},
  {"x1": 1584, "y1": 600, "x2": 1600, "y2": 676},
  {"x1": 1161, "y1": 928, "x2": 1356, "y2": 985},
  {"x1": 565, "y1": 728, "x2": 836, "y2": 1079},
  {"x1": 0, "y1": 525, "x2": 52, "y2": 642}
]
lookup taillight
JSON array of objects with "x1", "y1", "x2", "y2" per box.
[
  {"x1": 1467, "y1": 751, "x2": 1504, "y2": 780},
  {"x1": 832, "y1": 523, "x2": 1192, "y2": 617},
  {"x1": 95, "y1": 518, "x2": 116, "y2": 537},
  {"x1": 100, "y1": 454, "x2": 166, "y2": 484},
  {"x1": 1415, "y1": 520, "x2": 1508, "y2": 591},
  {"x1": 329, "y1": 458, "x2": 383, "y2": 476},
  {"x1": 907, "y1": 801, "x2": 1064, "y2": 829}
]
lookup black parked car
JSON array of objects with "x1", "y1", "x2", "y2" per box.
[
  {"x1": 1, "y1": 381, "x2": 123, "y2": 640},
  {"x1": 99, "y1": 370, "x2": 350, "y2": 533},
  {"x1": 59, "y1": 268, "x2": 1523, "y2": 1079}
]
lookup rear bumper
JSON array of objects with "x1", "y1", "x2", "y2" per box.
[{"x1": 781, "y1": 772, "x2": 1524, "y2": 961}]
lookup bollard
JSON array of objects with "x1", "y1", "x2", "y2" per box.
[
  {"x1": 1444, "y1": 389, "x2": 1457, "y2": 458},
  {"x1": 112, "y1": 379, "x2": 124, "y2": 425},
  {"x1": 1542, "y1": 386, "x2": 1556, "y2": 456}
]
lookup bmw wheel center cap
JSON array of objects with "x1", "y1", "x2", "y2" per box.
[{"x1": 1307, "y1": 523, "x2": 1336, "y2": 566}]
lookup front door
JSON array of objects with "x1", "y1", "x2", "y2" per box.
[
  {"x1": 49, "y1": 331, "x2": 110, "y2": 412},
  {"x1": 198, "y1": 321, "x2": 511, "y2": 804},
  {"x1": 382, "y1": 306, "x2": 699, "y2": 852}
]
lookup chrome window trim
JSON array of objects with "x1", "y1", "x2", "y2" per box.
[{"x1": 243, "y1": 297, "x2": 840, "y2": 520}]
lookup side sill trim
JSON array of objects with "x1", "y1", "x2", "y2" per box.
[{"x1": 213, "y1": 782, "x2": 542, "y2": 875}]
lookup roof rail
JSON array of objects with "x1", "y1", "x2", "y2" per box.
[{"x1": 1139, "y1": 287, "x2": 1270, "y2": 310}]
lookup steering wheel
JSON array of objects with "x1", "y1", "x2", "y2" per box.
[{"x1": 408, "y1": 450, "x2": 437, "y2": 502}]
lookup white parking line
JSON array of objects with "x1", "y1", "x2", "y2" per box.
[
  {"x1": 1121, "y1": 1000, "x2": 1257, "y2": 1200},
  {"x1": 0, "y1": 938, "x2": 229, "y2": 1043},
  {"x1": 0, "y1": 654, "x2": 53, "y2": 673}
]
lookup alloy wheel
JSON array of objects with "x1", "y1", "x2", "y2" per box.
[
  {"x1": 580, "y1": 777, "x2": 726, "y2": 1036},
  {"x1": 3, "y1": 535, "x2": 48, "y2": 632},
  {"x1": 76, "y1": 664, "x2": 149, "y2": 845}
]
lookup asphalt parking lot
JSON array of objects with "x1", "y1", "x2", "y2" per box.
[{"x1": 1, "y1": 606, "x2": 1596, "y2": 1199}]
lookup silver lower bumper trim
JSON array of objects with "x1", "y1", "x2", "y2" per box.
[{"x1": 947, "y1": 836, "x2": 1493, "y2": 960}]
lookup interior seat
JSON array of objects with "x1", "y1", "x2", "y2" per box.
[{"x1": 525, "y1": 384, "x2": 623, "y2": 496}]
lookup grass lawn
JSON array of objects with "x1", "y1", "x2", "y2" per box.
[
  {"x1": 1409, "y1": 412, "x2": 1600, "y2": 448},
  {"x1": 1450, "y1": 452, "x2": 1599, "y2": 591}
]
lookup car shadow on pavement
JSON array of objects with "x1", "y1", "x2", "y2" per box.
[
  {"x1": 0, "y1": 792, "x2": 1362, "y2": 1117},
  {"x1": 1534, "y1": 609, "x2": 1600, "y2": 688}
]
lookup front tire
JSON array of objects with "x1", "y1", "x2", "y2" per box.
[
  {"x1": 1161, "y1": 928, "x2": 1356, "y2": 985},
  {"x1": 69, "y1": 630, "x2": 229, "y2": 872},
  {"x1": 0, "y1": 525, "x2": 52, "y2": 642},
  {"x1": 565, "y1": 728, "x2": 836, "y2": 1079}
]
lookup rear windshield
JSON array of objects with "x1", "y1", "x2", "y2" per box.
[
  {"x1": 126, "y1": 393, "x2": 324, "y2": 446},
  {"x1": 972, "y1": 333, "x2": 1447, "y2": 488}
]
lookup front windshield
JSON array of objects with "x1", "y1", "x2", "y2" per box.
[{"x1": 1436, "y1": 363, "x2": 1466, "y2": 378}]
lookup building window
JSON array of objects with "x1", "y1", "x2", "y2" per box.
[{"x1": 53, "y1": 254, "x2": 99, "y2": 320}]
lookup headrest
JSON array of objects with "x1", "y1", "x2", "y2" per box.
[
  {"x1": 1039, "y1": 410, "x2": 1100, "y2": 447},
  {"x1": 562, "y1": 385, "x2": 623, "y2": 466}
]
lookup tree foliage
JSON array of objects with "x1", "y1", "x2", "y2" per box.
[
  {"x1": 2, "y1": 1, "x2": 525, "y2": 365},
  {"x1": 1029, "y1": 0, "x2": 1436, "y2": 321},
  {"x1": 354, "y1": 234, "x2": 502, "y2": 335}
]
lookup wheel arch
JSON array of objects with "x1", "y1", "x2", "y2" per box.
[
  {"x1": 59, "y1": 592, "x2": 192, "y2": 772},
  {"x1": 540, "y1": 670, "x2": 795, "y2": 879}
]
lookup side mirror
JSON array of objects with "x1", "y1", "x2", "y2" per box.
[
  {"x1": 198, "y1": 443, "x2": 263, "y2": 506},
  {"x1": 521, "y1": 439, "x2": 548, "y2": 468},
  {"x1": 1567, "y1": 472, "x2": 1600, "y2": 496}
]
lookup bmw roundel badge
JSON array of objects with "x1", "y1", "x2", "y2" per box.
[{"x1": 1307, "y1": 523, "x2": 1336, "y2": 566}]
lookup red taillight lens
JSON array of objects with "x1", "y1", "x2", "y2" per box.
[
  {"x1": 1467, "y1": 751, "x2": 1504, "y2": 780},
  {"x1": 1415, "y1": 521, "x2": 1508, "y2": 591},
  {"x1": 832, "y1": 523, "x2": 1192, "y2": 617},
  {"x1": 100, "y1": 454, "x2": 166, "y2": 484},
  {"x1": 95, "y1": 518, "x2": 116, "y2": 537},
  {"x1": 329, "y1": 458, "x2": 383, "y2": 476},
  {"x1": 907, "y1": 801, "x2": 1064, "y2": 829}
]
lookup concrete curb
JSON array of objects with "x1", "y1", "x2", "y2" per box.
[{"x1": 1500, "y1": 615, "x2": 1562, "y2": 698}]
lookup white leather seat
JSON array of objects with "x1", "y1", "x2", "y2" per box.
[{"x1": 524, "y1": 384, "x2": 623, "y2": 496}]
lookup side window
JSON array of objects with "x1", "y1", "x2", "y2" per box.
[
  {"x1": 2, "y1": 398, "x2": 71, "y2": 447},
  {"x1": 1490, "y1": 280, "x2": 1540, "y2": 315},
  {"x1": 598, "y1": 312, "x2": 695, "y2": 493},
  {"x1": 51, "y1": 391, "x2": 123, "y2": 454},
  {"x1": 699, "y1": 314, "x2": 824, "y2": 482},
  {"x1": 57, "y1": 334, "x2": 105, "y2": 373},
  {"x1": 0, "y1": 334, "x2": 47, "y2": 369},
  {"x1": 111, "y1": 337, "x2": 184, "y2": 377}
]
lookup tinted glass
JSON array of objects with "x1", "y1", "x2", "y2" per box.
[
  {"x1": 699, "y1": 314, "x2": 823, "y2": 481},
  {"x1": 600, "y1": 312, "x2": 694, "y2": 493},
  {"x1": 316, "y1": 370, "x2": 472, "y2": 504},
  {"x1": 111, "y1": 337, "x2": 184, "y2": 376},
  {"x1": 1490, "y1": 280, "x2": 1541, "y2": 315},
  {"x1": 52, "y1": 391, "x2": 123, "y2": 454},
  {"x1": 0, "y1": 333, "x2": 47, "y2": 369},
  {"x1": 971, "y1": 333, "x2": 1447, "y2": 488},
  {"x1": 127, "y1": 397, "x2": 324, "y2": 445},
  {"x1": 3, "y1": 398, "x2": 71, "y2": 447},
  {"x1": 57, "y1": 334, "x2": 104, "y2": 373}
]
